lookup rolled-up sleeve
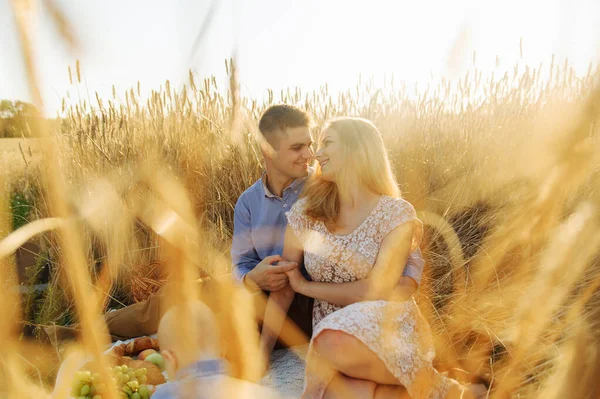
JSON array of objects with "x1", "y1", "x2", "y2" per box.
[
  {"x1": 231, "y1": 195, "x2": 260, "y2": 283},
  {"x1": 402, "y1": 248, "x2": 425, "y2": 285}
]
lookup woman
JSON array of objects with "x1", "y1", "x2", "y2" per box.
[{"x1": 260, "y1": 117, "x2": 476, "y2": 399}]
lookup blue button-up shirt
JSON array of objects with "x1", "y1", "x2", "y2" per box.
[
  {"x1": 231, "y1": 173, "x2": 425, "y2": 284},
  {"x1": 231, "y1": 173, "x2": 306, "y2": 282}
]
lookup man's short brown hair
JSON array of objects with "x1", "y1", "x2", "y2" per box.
[{"x1": 258, "y1": 104, "x2": 310, "y2": 147}]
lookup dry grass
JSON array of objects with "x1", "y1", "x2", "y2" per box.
[
  {"x1": 0, "y1": 138, "x2": 39, "y2": 177},
  {"x1": 2, "y1": 2, "x2": 600, "y2": 399}
]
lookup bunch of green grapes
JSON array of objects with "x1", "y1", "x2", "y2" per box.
[{"x1": 71, "y1": 365, "x2": 152, "y2": 399}]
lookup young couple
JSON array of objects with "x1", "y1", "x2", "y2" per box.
[{"x1": 233, "y1": 105, "x2": 477, "y2": 399}]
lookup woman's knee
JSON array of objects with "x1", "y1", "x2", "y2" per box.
[{"x1": 314, "y1": 330, "x2": 357, "y2": 355}]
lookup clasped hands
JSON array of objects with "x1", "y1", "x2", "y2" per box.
[{"x1": 244, "y1": 255, "x2": 306, "y2": 293}]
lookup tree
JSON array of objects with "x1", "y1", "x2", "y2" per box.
[{"x1": 0, "y1": 100, "x2": 39, "y2": 138}]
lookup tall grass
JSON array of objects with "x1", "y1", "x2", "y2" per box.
[{"x1": 2, "y1": 2, "x2": 600, "y2": 398}]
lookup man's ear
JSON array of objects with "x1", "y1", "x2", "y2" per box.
[
  {"x1": 161, "y1": 349, "x2": 178, "y2": 370},
  {"x1": 261, "y1": 140, "x2": 277, "y2": 160}
]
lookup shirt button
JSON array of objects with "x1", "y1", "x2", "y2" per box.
[{"x1": 283, "y1": 204, "x2": 288, "y2": 208}]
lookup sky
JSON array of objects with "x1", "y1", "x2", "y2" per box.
[{"x1": 1, "y1": 0, "x2": 599, "y2": 116}]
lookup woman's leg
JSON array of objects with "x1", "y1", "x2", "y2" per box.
[
  {"x1": 313, "y1": 329, "x2": 463, "y2": 397},
  {"x1": 322, "y1": 374, "x2": 377, "y2": 399},
  {"x1": 313, "y1": 331, "x2": 485, "y2": 399},
  {"x1": 322, "y1": 376, "x2": 411, "y2": 399},
  {"x1": 313, "y1": 329, "x2": 400, "y2": 385},
  {"x1": 373, "y1": 384, "x2": 412, "y2": 399}
]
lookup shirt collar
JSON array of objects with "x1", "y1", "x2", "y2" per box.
[{"x1": 261, "y1": 166, "x2": 313, "y2": 198}]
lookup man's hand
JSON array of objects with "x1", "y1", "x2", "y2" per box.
[{"x1": 245, "y1": 255, "x2": 299, "y2": 292}]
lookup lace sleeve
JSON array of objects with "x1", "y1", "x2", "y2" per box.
[
  {"x1": 387, "y1": 199, "x2": 423, "y2": 252},
  {"x1": 285, "y1": 198, "x2": 310, "y2": 242}
]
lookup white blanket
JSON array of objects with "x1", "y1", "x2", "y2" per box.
[{"x1": 260, "y1": 344, "x2": 308, "y2": 398}]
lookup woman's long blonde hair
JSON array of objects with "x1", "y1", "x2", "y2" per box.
[{"x1": 302, "y1": 117, "x2": 401, "y2": 223}]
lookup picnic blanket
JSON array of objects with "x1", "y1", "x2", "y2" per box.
[{"x1": 261, "y1": 344, "x2": 307, "y2": 398}]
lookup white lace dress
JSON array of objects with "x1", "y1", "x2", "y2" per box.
[{"x1": 286, "y1": 196, "x2": 464, "y2": 399}]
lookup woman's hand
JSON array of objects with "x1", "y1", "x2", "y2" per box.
[{"x1": 285, "y1": 266, "x2": 307, "y2": 293}]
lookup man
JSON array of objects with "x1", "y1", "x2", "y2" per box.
[
  {"x1": 230, "y1": 104, "x2": 425, "y2": 343},
  {"x1": 231, "y1": 104, "x2": 314, "y2": 291}
]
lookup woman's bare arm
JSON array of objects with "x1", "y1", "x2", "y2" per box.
[
  {"x1": 390, "y1": 276, "x2": 418, "y2": 302},
  {"x1": 288, "y1": 221, "x2": 415, "y2": 307}
]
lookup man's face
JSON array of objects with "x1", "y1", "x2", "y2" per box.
[{"x1": 270, "y1": 126, "x2": 314, "y2": 179}]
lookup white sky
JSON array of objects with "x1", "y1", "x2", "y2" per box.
[{"x1": 1, "y1": 0, "x2": 599, "y2": 116}]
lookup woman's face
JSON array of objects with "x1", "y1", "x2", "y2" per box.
[{"x1": 315, "y1": 128, "x2": 342, "y2": 182}]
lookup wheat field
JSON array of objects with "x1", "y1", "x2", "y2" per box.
[{"x1": 2, "y1": 2, "x2": 600, "y2": 399}]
